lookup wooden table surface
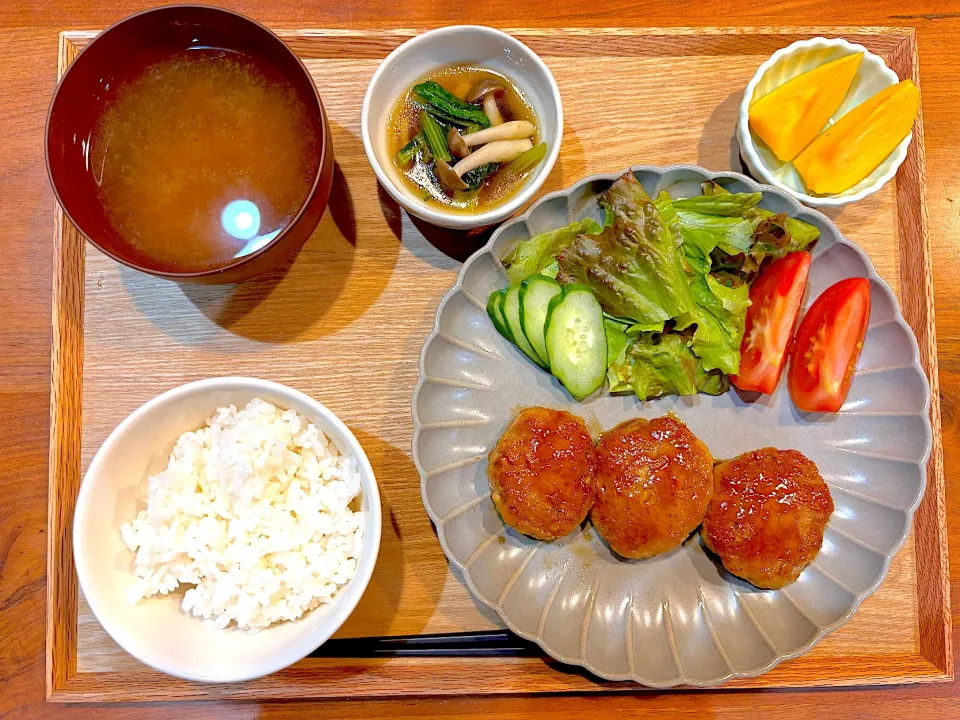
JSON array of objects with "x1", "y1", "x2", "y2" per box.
[{"x1": 3, "y1": 1, "x2": 959, "y2": 718}]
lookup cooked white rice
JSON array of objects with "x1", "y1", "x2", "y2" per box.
[{"x1": 120, "y1": 398, "x2": 364, "y2": 631}]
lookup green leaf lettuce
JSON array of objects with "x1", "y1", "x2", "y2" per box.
[
  {"x1": 608, "y1": 332, "x2": 730, "y2": 400},
  {"x1": 557, "y1": 174, "x2": 694, "y2": 326},
  {"x1": 501, "y1": 217, "x2": 604, "y2": 285},
  {"x1": 674, "y1": 275, "x2": 751, "y2": 375}
]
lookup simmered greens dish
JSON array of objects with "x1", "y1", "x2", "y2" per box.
[
  {"x1": 388, "y1": 66, "x2": 545, "y2": 212},
  {"x1": 488, "y1": 172, "x2": 820, "y2": 400}
]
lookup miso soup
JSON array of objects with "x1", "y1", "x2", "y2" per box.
[{"x1": 90, "y1": 48, "x2": 321, "y2": 273}]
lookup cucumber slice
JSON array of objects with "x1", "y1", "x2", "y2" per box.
[
  {"x1": 520, "y1": 276, "x2": 562, "y2": 367},
  {"x1": 486, "y1": 288, "x2": 512, "y2": 341},
  {"x1": 503, "y1": 285, "x2": 549, "y2": 369},
  {"x1": 545, "y1": 284, "x2": 607, "y2": 399}
]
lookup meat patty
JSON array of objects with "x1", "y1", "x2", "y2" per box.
[
  {"x1": 701, "y1": 447, "x2": 834, "y2": 589},
  {"x1": 590, "y1": 415, "x2": 714, "y2": 559},
  {"x1": 487, "y1": 407, "x2": 597, "y2": 540}
]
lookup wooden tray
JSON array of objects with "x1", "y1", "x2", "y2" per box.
[{"x1": 47, "y1": 26, "x2": 951, "y2": 702}]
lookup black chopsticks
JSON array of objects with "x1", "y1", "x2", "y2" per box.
[{"x1": 311, "y1": 630, "x2": 542, "y2": 658}]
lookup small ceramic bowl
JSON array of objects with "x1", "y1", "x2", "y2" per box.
[
  {"x1": 73, "y1": 378, "x2": 382, "y2": 682},
  {"x1": 737, "y1": 37, "x2": 909, "y2": 207},
  {"x1": 362, "y1": 25, "x2": 563, "y2": 230},
  {"x1": 46, "y1": 6, "x2": 335, "y2": 284}
]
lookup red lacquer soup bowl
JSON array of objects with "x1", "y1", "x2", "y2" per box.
[{"x1": 46, "y1": 5, "x2": 335, "y2": 284}]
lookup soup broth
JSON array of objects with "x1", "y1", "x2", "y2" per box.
[
  {"x1": 387, "y1": 66, "x2": 539, "y2": 213},
  {"x1": 90, "y1": 48, "x2": 321, "y2": 273}
]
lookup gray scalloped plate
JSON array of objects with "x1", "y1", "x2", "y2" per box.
[{"x1": 412, "y1": 165, "x2": 931, "y2": 687}]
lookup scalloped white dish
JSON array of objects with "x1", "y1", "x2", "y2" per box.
[
  {"x1": 737, "y1": 37, "x2": 911, "y2": 208},
  {"x1": 412, "y1": 165, "x2": 931, "y2": 687}
]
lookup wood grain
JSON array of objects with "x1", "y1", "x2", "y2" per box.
[
  {"x1": 43, "y1": 653, "x2": 951, "y2": 703},
  {"x1": 45, "y1": 35, "x2": 84, "y2": 699},
  {"x1": 3, "y1": 3, "x2": 960, "y2": 717},
  {"x1": 886, "y1": 29, "x2": 954, "y2": 680},
  {"x1": 40, "y1": 27, "x2": 948, "y2": 702}
]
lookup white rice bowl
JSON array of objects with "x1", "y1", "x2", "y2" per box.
[{"x1": 120, "y1": 398, "x2": 364, "y2": 632}]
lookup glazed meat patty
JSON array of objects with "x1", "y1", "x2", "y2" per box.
[
  {"x1": 701, "y1": 448, "x2": 834, "y2": 589},
  {"x1": 590, "y1": 415, "x2": 714, "y2": 559},
  {"x1": 487, "y1": 407, "x2": 597, "y2": 540}
]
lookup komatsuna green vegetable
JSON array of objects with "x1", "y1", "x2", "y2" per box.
[
  {"x1": 557, "y1": 173, "x2": 694, "y2": 327},
  {"x1": 462, "y1": 163, "x2": 498, "y2": 191},
  {"x1": 419, "y1": 111, "x2": 451, "y2": 163},
  {"x1": 412, "y1": 81, "x2": 492, "y2": 128},
  {"x1": 506, "y1": 142, "x2": 548, "y2": 175},
  {"x1": 501, "y1": 217, "x2": 604, "y2": 285},
  {"x1": 395, "y1": 131, "x2": 425, "y2": 165}
]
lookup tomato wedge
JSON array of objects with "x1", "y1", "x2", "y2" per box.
[
  {"x1": 730, "y1": 251, "x2": 811, "y2": 394},
  {"x1": 788, "y1": 277, "x2": 871, "y2": 412}
]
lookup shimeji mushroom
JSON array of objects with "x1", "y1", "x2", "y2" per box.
[
  {"x1": 462, "y1": 120, "x2": 535, "y2": 147},
  {"x1": 447, "y1": 127, "x2": 471, "y2": 159},
  {"x1": 434, "y1": 159, "x2": 469, "y2": 191},
  {"x1": 434, "y1": 139, "x2": 534, "y2": 191},
  {"x1": 466, "y1": 78, "x2": 506, "y2": 126}
]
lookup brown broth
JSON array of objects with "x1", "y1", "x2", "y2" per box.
[
  {"x1": 386, "y1": 66, "x2": 539, "y2": 213},
  {"x1": 90, "y1": 48, "x2": 321, "y2": 273}
]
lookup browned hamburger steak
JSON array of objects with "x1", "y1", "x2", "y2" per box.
[
  {"x1": 590, "y1": 415, "x2": 714, "y2": 559},
  {"x1": 702, "y1": 447, "x2": 834, "y2": 589},
  {"x1": 487, "y1": 407, "x2": 597, "y2": 540}
]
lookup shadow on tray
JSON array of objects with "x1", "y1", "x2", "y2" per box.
[{"x1": 377, "y1": 182, "x2": 494, "y2": 268}]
